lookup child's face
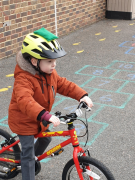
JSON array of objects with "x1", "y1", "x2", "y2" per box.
[
  {"x1": 39, "y1": 59, "x2": 56, "y2": 74},
  {"x1": 31, "y1": 58, "x2": 56, "y2": 74}
]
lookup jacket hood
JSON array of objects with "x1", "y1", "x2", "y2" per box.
[
  {"x1": 15, "y1": 51, "x2": 51, "y2": 94},
  {"x1": 16, "y1": 51, "x2": 36, "y2": 76}
]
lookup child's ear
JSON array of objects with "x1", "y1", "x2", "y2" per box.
[{"x1": 31, "y1": 57, "x2": 38, "y2": 66}]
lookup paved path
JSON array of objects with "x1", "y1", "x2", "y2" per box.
[{"x1": 0, "y1": 18, "x2": 135, "y2": 179}]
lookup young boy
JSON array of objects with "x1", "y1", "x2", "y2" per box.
[{"x1": 8, "y1": 28, "x2": 93, "y2": 180}]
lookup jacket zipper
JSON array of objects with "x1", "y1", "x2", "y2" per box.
[{"x1": 52, "y1": 86, "x2": 55, "y2": 99}]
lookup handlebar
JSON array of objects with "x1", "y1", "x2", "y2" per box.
[
  {"x1": 42, "y1": 101, "x2": 91, "y2": 127},
  {"x1": 42, "y1": 101, "x2": 91, "y2": 147}
]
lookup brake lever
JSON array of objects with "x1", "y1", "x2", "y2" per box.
[
  {"x1": 81, "y1": 101, "x2": 92, "y2": 111},
  {"x1": 75, "y1": 102, "x2": 91, "y2": 117},
  {"x1": 85, "y1": 106, "x2": 92, "y2": 112},
  {"x1": 54, "y1": 111, "x2": 62, "y2": 117}
]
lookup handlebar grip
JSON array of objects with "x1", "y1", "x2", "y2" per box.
[
  {"x1": 42, "y1": 120, "x2": 51, "y2": 127},
  {"x1": 42, "y1": 112, "x2": 62, "y2": 127},
  {"x1": 77, "y1": 101, "x2": 84, "y2": 109},
  {"x1": 77, "y1": 101, "x2": 91, "y2": 112}
]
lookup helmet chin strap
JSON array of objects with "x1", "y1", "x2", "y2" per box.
[
  {"x1": 28, "y1": 57, "x2": 47, "y2": 93},
  {"x1": 37, "y1": 59, "x2": 45, "y2": 75},
  {"x1": 36, "y1": 59, "x2": 48, "y2": 94},
  {"x1": 28, "y1": 57, "x2": 42, "y2": 73},
  {"x1": 37, "y1": 59, "x2": 41, "y2": 72},
  {"x1": 28, "y1": 57, "x2": 46, "y2": 76}
]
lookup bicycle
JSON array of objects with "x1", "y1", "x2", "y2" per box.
[{"x1": 0, "y1": 101, "x2": 115, "y2": 180}]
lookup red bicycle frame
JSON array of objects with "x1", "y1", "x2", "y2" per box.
[{"x1": 0, "y1": 126, "x2": 93, "y2": 180}]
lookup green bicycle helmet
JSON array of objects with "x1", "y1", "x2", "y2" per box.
[{"x1": 21, "y1": 33, "x2": 67, "y2": 60}]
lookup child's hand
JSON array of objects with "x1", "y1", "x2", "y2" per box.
[
  {"x1": 49, "y1": 115, "x2": 60, "y2": 127},
  {"x1": 80, "y1": 96, "x2": 94, "y2": 108}
]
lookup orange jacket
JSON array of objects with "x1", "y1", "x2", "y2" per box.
[{"x1": 8, "y1": 51, "x2": 87, "y2": 135}]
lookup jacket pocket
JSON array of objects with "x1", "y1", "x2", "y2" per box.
[{"x1": 52, "y1": 86, "x2": 55, "y2": 99}]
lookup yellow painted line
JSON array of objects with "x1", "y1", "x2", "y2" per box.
[
  {"x1": 115, "y1": 30, "x2": 121, "y2": 32},
  {"x1": 130, "y1": 23, "x2": 135, "y2": 25},
  {"x1": 77, "y1": 50, "x2": 84, "y2": 53},
  {"x1": 99, "y1": 38, "x2": 106, "y2": 41},
  {"x1": 0, "y1": 88, "x2": 8, "y2": 92},
  {"x1": 73, "y1": 42, "x2": 81, "y2": 45},
  {"x1": 112, "y1": 25, "x2": 118, "y2": 28},
  {"x1": 95, "y1": 32, "x2": 101, "y2": 35},
  {"x1": 0, "y1": 86, "x2": 12, "y2": 92},
  {"x1": 6, "y1": 74, "x2": 14, "y2": 77}
]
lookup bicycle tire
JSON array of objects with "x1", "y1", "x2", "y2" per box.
[
  {"x1": 0, "y1": 129, "x2": 21, "y2": 179},
  {"x1": 62, "y1": 156, "x2": 115, "y2": 180}
]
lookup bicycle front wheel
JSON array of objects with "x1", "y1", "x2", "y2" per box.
[{"x1": 62, "y1": 156, "x2": 115, "y2": 180}]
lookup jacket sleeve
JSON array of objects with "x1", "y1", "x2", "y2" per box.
[
  {"x1": 56, "y1": 72, "x2": 88, "y2": 101},
  {"x1": 14, "y1": 75, "x2": 44, "y2": 121}
]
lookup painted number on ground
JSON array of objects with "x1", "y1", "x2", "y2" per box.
[
  {"x1": 127, "y1": 74, "x2": 135, "y2": 80},
  {"x1": 64, "y1": 105, "x2": 77, "y2": 113},
  {"x1": 98, "y1": 80, "x2": 110, "y2": 86},
  {"x1": 74, "y1": 124, "x2": 85, "y2": 135},
  {"x1": 119, "y1": 64, "x2": 133, "y2": 69},
  {"x1": 93, "y1": 70, "x2": 103, "y2": 75},
  {"x1": 100, "y1": 95, "x2": 112, "y2": 102}
]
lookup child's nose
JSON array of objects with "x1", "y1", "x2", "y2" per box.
[{"x1": 53, "y1": 61, "x2": 56, "y2": 67}]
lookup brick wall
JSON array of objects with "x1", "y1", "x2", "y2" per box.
[{"x1": 0, "y1": 0, "x2": 106, "y2": 60}]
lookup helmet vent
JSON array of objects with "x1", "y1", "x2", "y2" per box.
[
  {"x1": 30, "y1": 35, "x2": 38, "y2": 39},
  {"x1": 31, "y1": 49, "x2": 42, "y2": 55},
  {"x1": 23, "y1": 42, "x2": 29, "y2": 46},
  {"x1": 41, "y1": 42, "x2": 52, "y2": 50},
  {"x1": 51, "y1": 41, "x2": 56, "y2": 48}
]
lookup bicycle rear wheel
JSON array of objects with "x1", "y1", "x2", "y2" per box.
[
  {"x1": 0, "y1": 129, "x2": 21, "y2": 179},
  {"x1": 62, "y1": 156, "x2": 115, "y2": 180}
]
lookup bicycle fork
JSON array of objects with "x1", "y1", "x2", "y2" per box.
[
  {"x1": 73, "y1": 146, "x2": 100, "y2": 180},
  {"x1": 69, "y1": 124, "x2": 99, "y2": 180},
  {"x1": 73, "y1": 146, "x2": 93, "y2": 180}
]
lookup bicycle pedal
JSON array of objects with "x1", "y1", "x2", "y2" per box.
[{"x1": 52, "y1": 148, "x2": 64, "y2": 156}]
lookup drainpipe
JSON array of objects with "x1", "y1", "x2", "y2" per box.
[{"x1": 54, "y1": 0, "x2": 58, "y2": 36}]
